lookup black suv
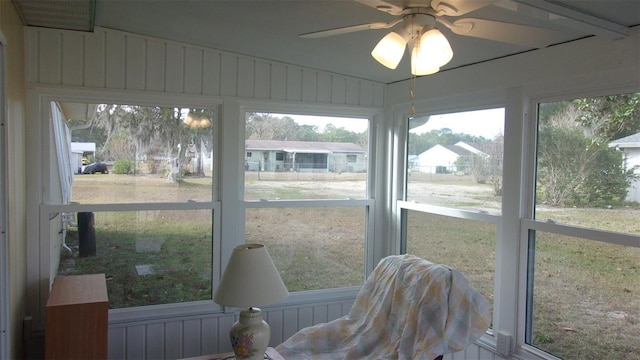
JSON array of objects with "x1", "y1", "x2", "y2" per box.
[{"x1": 82, "y1": 162, "x2": 109, "y2": 174}]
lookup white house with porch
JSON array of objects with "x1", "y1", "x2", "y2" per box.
[{"x1": 245, "y1": 139, "x2": 366, "y2": 173}]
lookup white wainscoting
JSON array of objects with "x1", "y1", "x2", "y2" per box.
[
  {"x1": 107, "y1": 298, "x2": 500, "y2": 360},
  {"x1": 107, "y1": 299, "x2": 356, "y2": 359},
  {"x1": 25, "y1": 27, "x2": 384, "y2": 108}
]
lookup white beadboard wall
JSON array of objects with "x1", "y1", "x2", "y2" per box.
[
  {"x1": 26, "y1": 26, "x2": 498, "y2": 360},
  {"x1": 107, "y1": 299, "x2": 357, "y2": 360},
  {"x1": 106, "y1": 299, "x2": 501, "y2": 360},
  {"x1": 25, "y1": 26, "x2": 384, "y2": 107}
]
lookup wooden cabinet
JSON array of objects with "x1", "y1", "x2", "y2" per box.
[{"x1": 45, "y1": 274, "x2": 109, "y2": 360}]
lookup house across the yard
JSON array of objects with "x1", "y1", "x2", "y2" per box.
[
  {"x1": 609, "y1": 132, "x2": 640, "y2": 203},
  {"x1": 245, "y1": 139, "x2": 366, "y2": 173},
  {"x1": 416, "y1": 141, "x2": 488, "y2": 174}
]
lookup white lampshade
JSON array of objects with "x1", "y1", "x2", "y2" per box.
[
  {"x1": 411, "y1": 28, "x2": 453, "y2": 76},
  {"x1": 215, "y1": 244, "x2": 288, "y2": 360},
  {"x1": 214, "y1": 243, "x2": 288, "y2": 308},
  {"x1": 371, "y1": 29, "x2": 408, "y2": 69}
]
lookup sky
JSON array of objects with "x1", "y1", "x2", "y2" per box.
[
  {"x1": 411, "y1": 108, "x2": 505, "y2": 140},
  {"x1": 275, "y1": 108, "x2": 505, "y2": 139},
  {"x1": 278, "y1": 114, "x2": 369, "y2": 133}
]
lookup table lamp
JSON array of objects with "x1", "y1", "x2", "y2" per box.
[{"x1": 214, "y1": 244, "x2": 289, "y2": 360}]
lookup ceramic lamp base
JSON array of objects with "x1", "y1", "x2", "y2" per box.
[{"x1": 230, "y1": 307, "x2": 270, "y2": 360}]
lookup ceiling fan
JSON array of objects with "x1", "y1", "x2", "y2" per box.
[{"x1": 300, "y1": 0, "x2": 561, "y2": 75}]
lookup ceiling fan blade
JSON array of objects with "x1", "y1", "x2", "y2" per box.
[
  {"x1": 439, "y1": 18, "x2": 562, "y2": 48},
  {"x1": 299, "y1": 20, "x2": 400, "y2": 39},
  {"x1": 354, "y1": 0, "x2": 405, "y2": 16},
  {"x1": 432, "y1": 0, "x2": 497, "y2": 16}
]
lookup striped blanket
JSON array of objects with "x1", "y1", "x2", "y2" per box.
[{"x1": 276, "y1": 254, "x2": 491, "y2": 360}]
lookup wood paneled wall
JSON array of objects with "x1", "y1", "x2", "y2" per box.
[
  {"x1": 107, "y1": 299, "x2": 356, "y2": 359},
  {"x1": 107, "y1": 300, "x2": 500, "y2": 360},
  {"x1": 26, "y1": 27, "x2": 384, "y2": 107}
]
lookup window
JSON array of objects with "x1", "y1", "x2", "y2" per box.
[
  {"x1": 68, "y1": 104, "x2": 214, "y2": 204},
  {"x1": 526, "y1": 93, "x2": 640, "y2": 359},
  {"x1": 48, "y1": 101, "x2": 217, "y2": 309},
  {"x1": 400, "y1": 108, "x2": 504, "y2": 320},
  {"x1": 526, "y1": 231, "x2": 639, "y2": 359},
  {"x1": 404, "y1": 210, "x2": 495, "y2": 315},
  {"x1": 244, "y1": 112, "x2": 373, "y2": 293},
  {"x1": 56, "y1": 209, "x2": 213, "y2": 308},
  {"x1": 246, "y1": 207, "x2": 366, "y2": 291},
  {"x1": 535, "y1": 94, "x2": 640, "y2": 228},
  {"x1": 244, "y1": 113, "x2": 369, "y2": 201},
  {"x1": 406, "y1": 109, "x2": 504, "y2": 215}
]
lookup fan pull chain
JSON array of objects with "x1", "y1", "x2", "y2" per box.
[
  {"x1": 409, "y1": 15, "x2": 417, "y2": 115},
  {"x1": 410, "y1": 77, "x2": 416, "y2": 115}
]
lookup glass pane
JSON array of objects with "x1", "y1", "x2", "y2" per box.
[
  {"x1": 57, "y1": 210, "x2": 213, "y2": 308},
  {"x1": 407, "y1": 108, "x2": 504, "y2": 215},
  {"x1": 66, "y1": 103, "x2": 215, "y2": 203},
  {"x1": 246, "y1": 207, "x2": 365, "y2": 291},
  {"x1": 405, "y1": 210, "x2": 495, "y2": 316},
  {"x1": 245, "y1": 113, "x2": 369, "y2": 200},
  {"x1": 528, "y1": 231, "x2": 640, "y2": 359},
  {"x1": 535, "y1": 93, "x2": 640, "y2": 232}
]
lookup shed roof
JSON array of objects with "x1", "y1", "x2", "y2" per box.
[
  {"x1": 442, "y1": 144, "x2": 476, "y2": 157},
  {"x1": 70, "y1": 142, "x2": 96, "y2": 153},
  {"x1": 609, "y1": 133, "x2": 640, "y2": 148}
]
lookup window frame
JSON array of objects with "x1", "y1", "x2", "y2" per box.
[
  {"x1": 28, "y1": 89, "x2": 225, "y2": 325},
  {"x1": 392, "y1": 96, "x2": 508, "y2": 349},
  {"x1": 516, "y1": 89, "x2": 640, "y2": 359},
  {"x1": 238, "y1": 103, "x2": 379, "y2": 302},
  {"x1": 0, "y1": 41, "x2": 8, "y2": 360}
]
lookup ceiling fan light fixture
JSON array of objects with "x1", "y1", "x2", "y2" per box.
[
  {"x1": 411, "y1": 56, "x2": 440, "y2": 76},
  {"x1": 413, "y1": 28, "x2": 454, "y2": 68},
  {"x1": 371, "y1": 29, "x2": 407, "y2": 69}
]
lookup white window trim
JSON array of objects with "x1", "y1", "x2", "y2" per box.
[
  {"x1": 27, "y1": 88, "x2": 225, "y2": 327},
  {"x1": 237, "y1": 101, "x2": 382, "y2": 298},
  {"x1": 0, "y1": 39, "x2": 9, "y2": 360},
  {"x1": 392, "y1": 93, "x2": 510, "y2": 340},
  {"x1": 513, "y1": 89, "x2": 640, "y2": 358}
]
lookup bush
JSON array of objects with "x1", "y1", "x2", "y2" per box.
[
  {"x1": 537, "y1": 126, "x2": 631, "y2": 207},
  {"x1": 113, "y1": 159, "x2": 133, "y2": 174}
]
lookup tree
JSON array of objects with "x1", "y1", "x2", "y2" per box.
[
  {"x1": 582, "y1": 147, "x2": 632, "y2": 206},
  {"x1": 408, "y1": 128, "x2": 491, "y2": 157},
  {"x1": 92, "y1": 104, "x2": 130, "y2": 160},
  {"x1": 536, "y1": 96, "x2": 636, "y2": 207},
  {"x1": 245, "y1": 113, "x2": 368, "y2": 148},
  {"x1": 537, "y1": 125, "x2": 630, "y2": 206},
  {"x1": 118, "y1": 106, "x2": 163, "y2": 174},
  {"x1": 407, "y1": 132, "x2": 435, "y2": 156},
  {"x1": 486, "y1": 140, "x2": 504, "y2": 196},
  {"x1": 246, "y1": 113, "x2": 301, "y2": 140},
  {"x1": 184, "y1": 108, "x2": 214, "y2": 176},
  {"x1": 575, "y1": 93, "x2": 640, "y2": 142},
  {"x1": 320, "y1": 124, "x2": 359, "y2": 143}
]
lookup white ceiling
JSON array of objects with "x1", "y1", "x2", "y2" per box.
[{"x1": 12, "y1": 0, "x2": 640, "y2": 84}]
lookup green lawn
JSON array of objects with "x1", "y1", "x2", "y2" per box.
[{"x1": 60, "y1": 173, "x2": 640, "y2": 359}]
